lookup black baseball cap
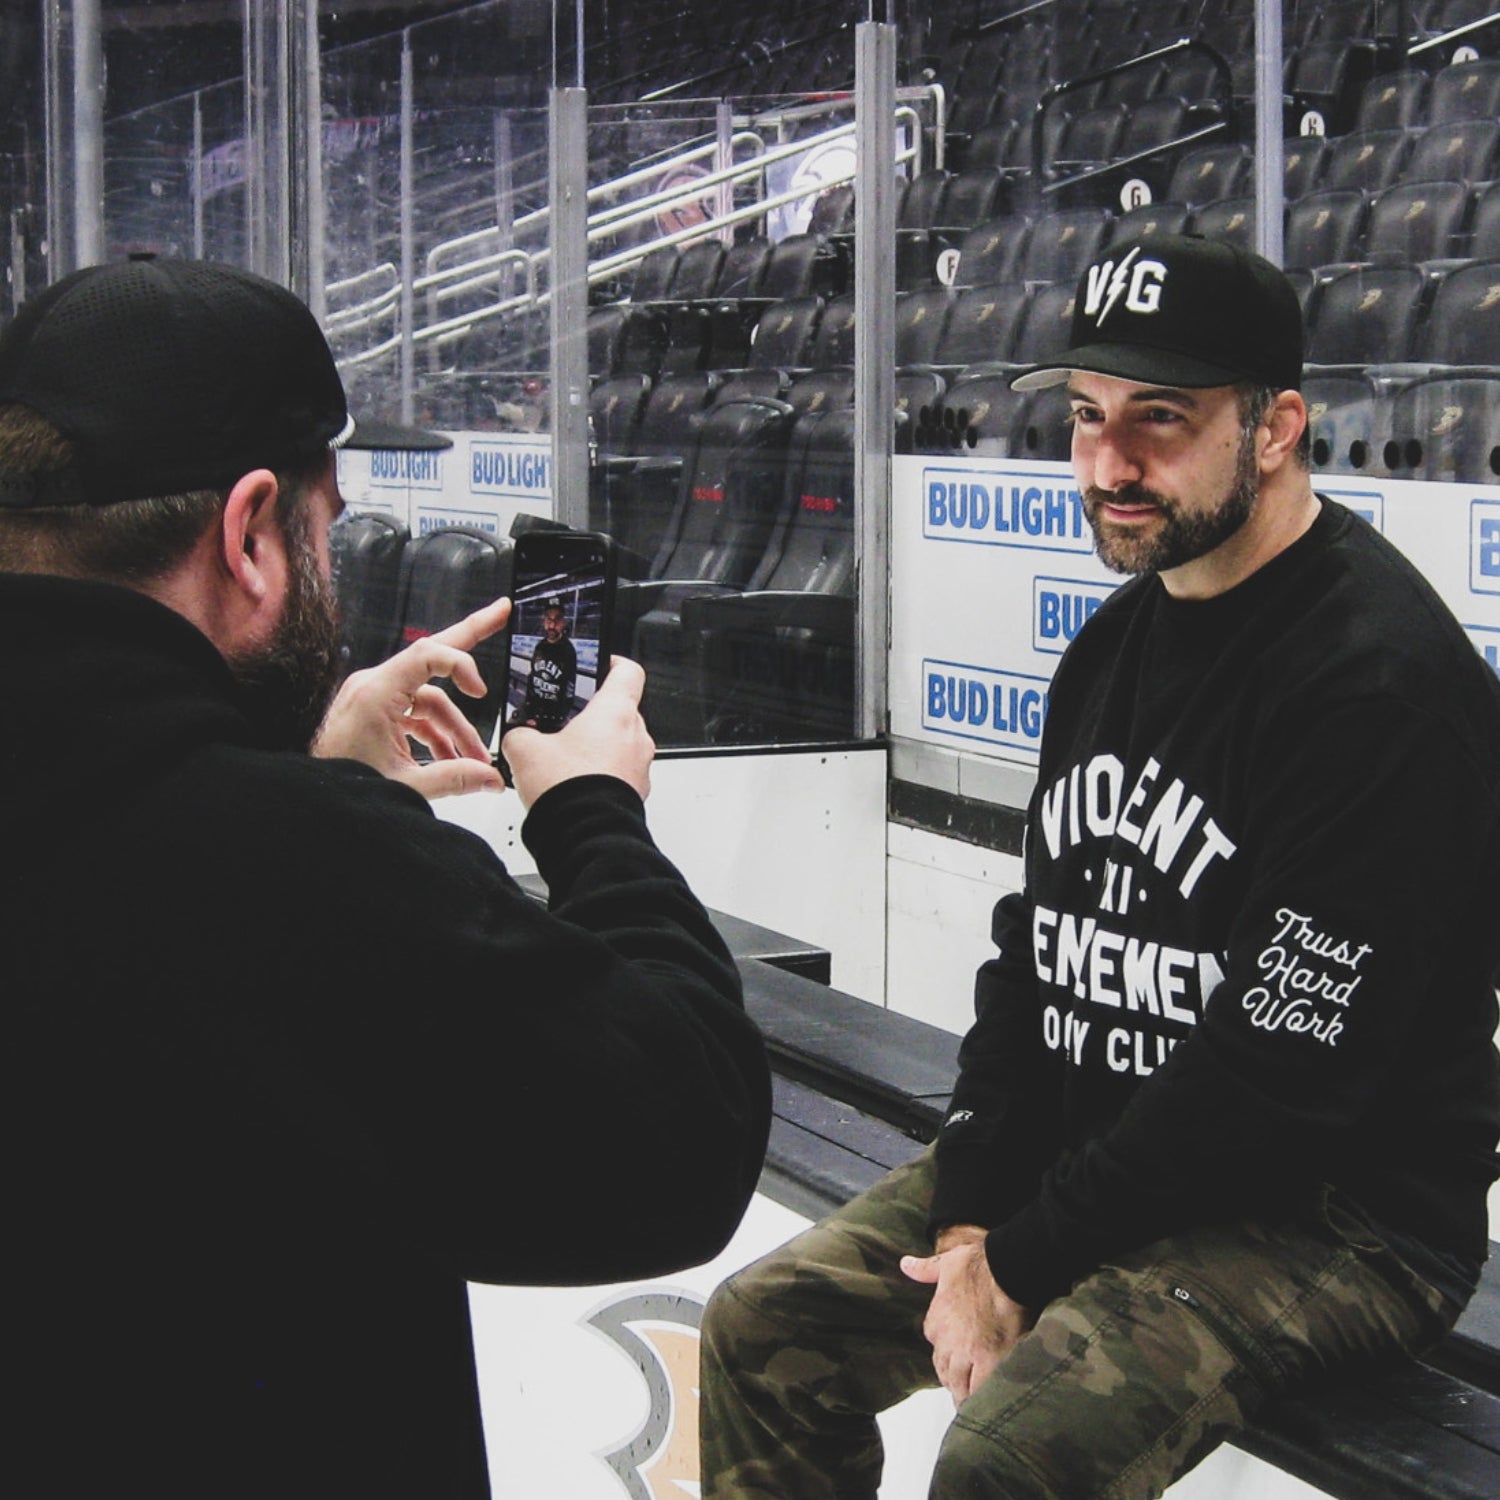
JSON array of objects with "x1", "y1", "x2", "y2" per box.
[
  {"x1": 0, "y1": 256, "x2": 451, "y2": 508},
  {"x1": 1012, "y1": 233, "x2": 1304, "y2": 393}
]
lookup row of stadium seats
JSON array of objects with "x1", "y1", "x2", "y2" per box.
[{"x1": 915, "y1": 366, "x2": 1500, "y2": 484}]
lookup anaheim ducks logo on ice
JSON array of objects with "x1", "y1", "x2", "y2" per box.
[{"x1": 587, "y1": 1292, "x2": 704, "y2": 1499}]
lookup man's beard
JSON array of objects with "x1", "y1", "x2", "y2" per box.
[
  {"x1": 1084, "y1": 423, "x2": 1260, "y2": 577},
  {"x1": 226, "y1": 506, "x2": 342, "y2": 751}
]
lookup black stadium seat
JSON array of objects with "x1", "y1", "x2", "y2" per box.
[
  {"x1": 1305, "y1": 264, "x2": 1427, "y2": 368},
  {"x1": 1354, "y1": 70, "x2": 1432, "y2": 132},
  {"x1": 1415, "y1": 260, "x2": 1500, "y2": 366},
  {"x1": 395, "y1": 526, "x2": 512, "y2": 745},
  {"x1": 1404, "y1": 119, "x2": 1499, "y2": 187},
  {"x1": 1284, "y1": 188, "x2": 1369, "y2": 269},
  {"x1": 1166, "y1": 142, "x2": 1252, "y2": 206},
  {"x1": 1302, "y1": 372, "x2": 1389, "y2": 475},
  {"x1": 931, "y1": 282, "x2": 1030, "y2": 371},
  {"x1": 622, "y1": 396, "x2": 799, "y2": 739},
  {"x1": 1384, "y1": 371, "x2": 1500, "y2": 483},
  {"x1": 1191, "y1": 194, "x2": 1257, "y2": 253},
  {"x1": 1364, "y1": 179, "x2": 1471, "y2": 264},
  {"x1": 1283, "y1": 135, "x2": 1331, "y2": 200},
  {"x1": 1429, "y1": 58, "x2": 1500, "y2": 126},
  {"x1": 952, "y1": 214, "x2": 1032, "y2": 287},
  {"x1": 330, "y1": 511, "x2": 410, "y2": 675},
  {"x1": 1318, "y1": 128, "x2": 1413, "y2": 193},
  {"x1": 688, "y1": 405, "x2": 860, "y2": 745}
]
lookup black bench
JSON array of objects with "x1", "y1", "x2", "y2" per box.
[
  {"x1": 737, "y1": 955, "x2": 1500, "y2": 1500},
  {"x1": 515, "y1": 874, "x2": 1499, "y2": 1494}
]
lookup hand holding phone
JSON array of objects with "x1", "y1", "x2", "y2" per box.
[
  {"x1": 502, "y1": 530, "x2": 618, "y2": 736},
  {"x1": 503, "y1": 655, "x2": 654, "y2": 807}
]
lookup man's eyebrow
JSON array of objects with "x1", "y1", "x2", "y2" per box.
[
  {"x1": 1126, "y1": 387, "x2": 1200, "y2": 409},
  {"x1": 1065, "y1": 383, "x2": 1200, "y2": 409}
]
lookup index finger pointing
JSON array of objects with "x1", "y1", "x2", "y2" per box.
[{"x1": 429, "y1": 597, "x2": 511, "y2": 653}]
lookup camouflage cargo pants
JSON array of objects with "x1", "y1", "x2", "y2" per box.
[{"x1": 700, "y1": 1147, "x2": 1454, "y2": 1500}]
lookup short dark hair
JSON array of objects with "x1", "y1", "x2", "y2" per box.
[
  {"x1": 1236, "y1": 382, "x2": 1311, "y2": 469},
  {"x1": 0, "y1": 403, "x2": 316, "y2": 585}
]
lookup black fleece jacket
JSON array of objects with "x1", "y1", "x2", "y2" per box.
[
  {"x1": 932, "y1": 500, "x2": 1500, "y2": 1312},
  {"x1": 3, "y1": 573, "x2": 769, "y2": 1497}
]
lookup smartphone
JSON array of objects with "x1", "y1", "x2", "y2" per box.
[{"x1": 501, "y1": 529, "x2": 617, "y2": 740}]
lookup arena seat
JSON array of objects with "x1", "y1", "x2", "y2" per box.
[
  {"x1": 808, "y1": 292, "x2": 857, "y2": 369},
  {"x1": 1284, "y1": 135, "x2": 1332, "y2": 200},
  {"x1": 626, "y1": 243, "x2": 680, "y2": 303},
  {"x1": 330, "y1": 511, "x2": 410, "y2": 675},
  {"x1": 894, "y1": 370, "x2": 946, "y2": 452},
  {"x1": 1355, "y1": 69, "x2": 1432, "y2": 132},
  {"x1": 1106, "y1": 200, "x2": 1194, "y2": 244},
  {"x1": 1364, "y1": 179, "x2": 1472, "y2": 264},
  {"x1": 667, "y1": 238, "x2": 728, "y2": 301},
  {"x1": 686, "y1": 405, "x2": 858, "y2": 745},
  {"x1": 1018, "y1": 206, "x2": 1112, "y2": 283},
  {"x1": 1384, "y1": 371, "x2": 1500, "y2": 482},
  {"x1": 588, "y1": 371, "x2": 718, "y2": 564},
  {"x1": 394, "y1": 525, "x2": 512, "y2": 745},
  {"x1": 1191, "y1": 194, "x2": 1257, "y2": 252},
  {"x1": 934, "y1": 168, "x2": 1009, "y2": 236},
  {"x1": 1429, "y1": 57, "x2": 1500, "y2": 126},
  {"x1": 621, "y1": 396, "x2": 800, "y2": 740},
  {"x1": 917, "y1": 365, "x2": 1034, "y2": 458},
  {"x1": 1284, "y1": 188, "x2": 1370, "y2": 269},
  {"x1": 1285, "y1": 39, "x2": 1380, "y2": 136},
  {"x1": 1010, "y1": 281, "x2": 1080, "y2": 368},
  {"x1": 1166, "y1": 142, "x2": 1252, "y2": 206},
  {"x1": 784, "y1": 368, "x2": 856, "y2": 414},
  {"x1": 1319, "y1": 128, "x2": 1414, "y2": 193},
  {"x1": 587, "y1": 304, "x2": 668, "y2": 379},
  {"x1": 743, "y1": 296, "x2": 825, "y2": 374},
  {"x1": 1305, "y1": 264, "x2": 1428, "y2": 370},
  {"x1": 1404, "y1": 119, "x2": 1500, "y2": 188},
  {"x1": 1115, "y1": 95, "x2": 1191, "y2": 159},
  {"x1": 1013, "y1": 381, "x2": 1075, "y2": 461},
  {"x1": 951, "y1": 214, "x2": 1032, "y2": 287},
  {"x1": 929, "y1": 282, "x2": 1031, "y2": 373},
  {"x1": 589, "y1": 372, "x2": 652, "y2": 455},
  {"x1": 1302, "y1": 371, "x2": 1390, "y2": 476},
  {"x1": 894, "y1": 288, "x2": 955, "y2": 369},
  {"x1": 1413, "y1": 260, "x2": 1500, "y2": 366},
  {"x1": 1471, "y1": 182, "x2": 1500, "y2": 258}
]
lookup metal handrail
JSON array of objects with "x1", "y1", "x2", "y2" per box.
[
  {"x1": 333, "y1": 93, "x2": 935, "y2": 370},
  {"x1": 1032, "y1": 37, "x2": 1235, "y2": 199},
  {"x1": 1409, "y1": 11, "x2": 1500, "y2": 56}
]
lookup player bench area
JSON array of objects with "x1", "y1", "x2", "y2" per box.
[
  {"x1": 515, "y1": 876, "x2": 1499, "y2": 1495},
  {"x1": 737, "y1": 954, "x2": 1500, "y2": 1500}
]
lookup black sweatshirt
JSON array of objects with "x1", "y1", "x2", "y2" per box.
[
  {"x1": 932, "y1": 500, "x2": 1500, "y2": 1312},
  {"x1": 2, "y1": 573, "x2": 769, "y2": 1497}
]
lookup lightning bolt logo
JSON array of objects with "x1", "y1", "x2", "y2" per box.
[
  {"x1": 589, "y1": 1291, "x2": 705, "y2": 1500},
  {"x1": 1095, "y1": 247, "x2": 1140, "y2": 328}
]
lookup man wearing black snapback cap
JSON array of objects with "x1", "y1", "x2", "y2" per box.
[
  {"x1": 0, "y1": 258, "x2": 770, "y2": 1497},
  {"x1": 701, "y1": 235, "x2": 1500, "y2": 1499}
]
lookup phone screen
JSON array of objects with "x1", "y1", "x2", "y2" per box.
[{"x1": 503, "y1": 531, "x2": 615, "y2": 736}]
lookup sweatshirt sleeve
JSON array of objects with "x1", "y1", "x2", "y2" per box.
[
  {"x1": 211, "y1": 765, "x2": 772, "y2": 1288},
  {"x1": 982, "y1": 696, "x2": 1500, "y2": 1310},
  {"x1": 929, "y1": 890, "x2": 1065, "y2": 1236}
]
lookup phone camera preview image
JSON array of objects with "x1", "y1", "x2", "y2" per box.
[{"x1": 503, "y1": 539, "x2": 611, "y2": 736}]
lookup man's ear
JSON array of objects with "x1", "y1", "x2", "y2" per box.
[
  {"x1": 1260, "y1": 390, "x2": 1308, "y2": 474},
  {"x1": 219, "y1": 468, "x2": 285, "y2": 606}
]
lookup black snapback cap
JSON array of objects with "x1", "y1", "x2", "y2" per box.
[
  {"x1": 0, "y1": 256, "x2": 450, "y2": 508},
  {"x1": 1012, "y1": 233, "x2": 1304, "y2": 394}
]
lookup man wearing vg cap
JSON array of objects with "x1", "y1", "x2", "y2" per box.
[
  {"x1": 0, "y1": 257, "x2": 770, "y2": 1498},
  {"x1": 700, "y1": 234, "x2": 1500, "y2": 1499}
]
